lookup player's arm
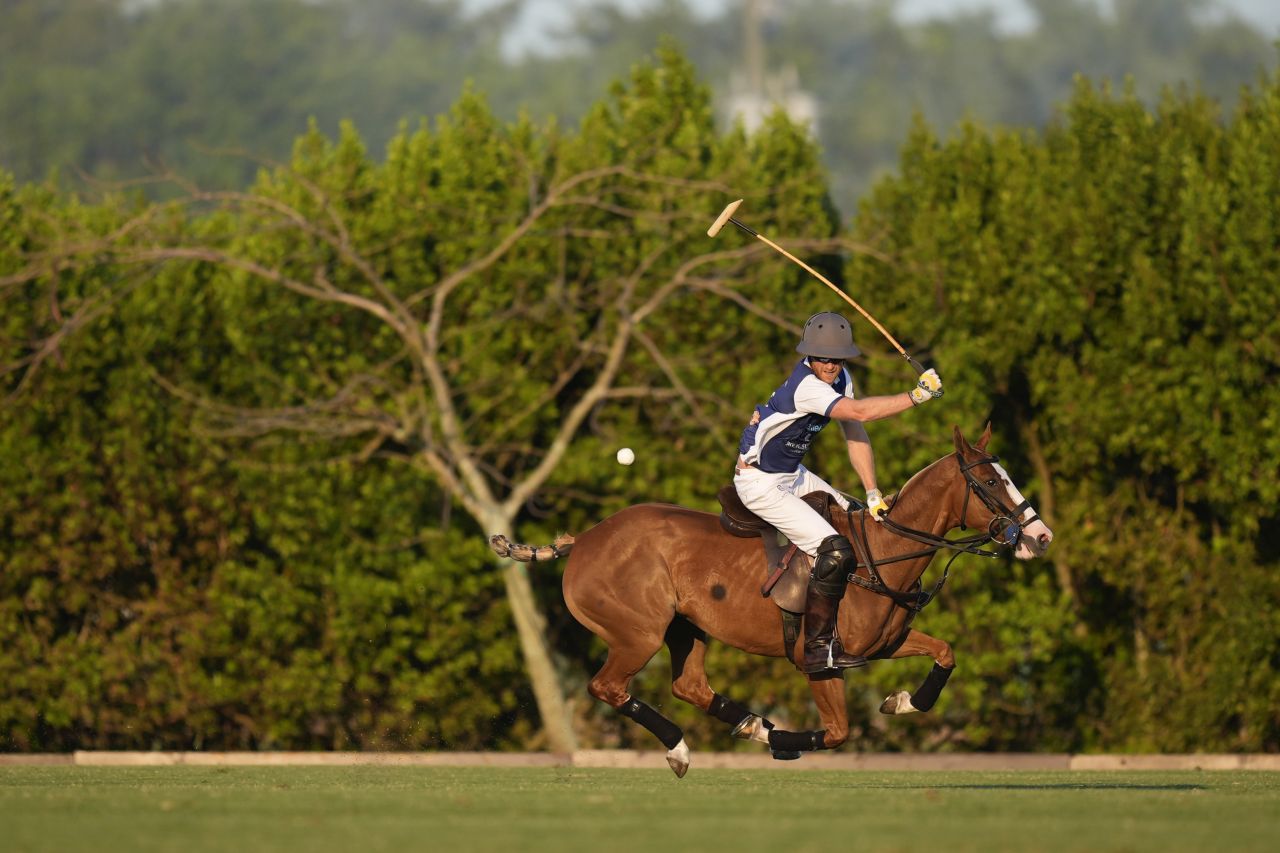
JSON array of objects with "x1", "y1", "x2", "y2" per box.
[
  {"x1": 829, "y1": 393, "x2": 912, "y2": 422},
  {"x1": 841, "y1": 419, "x2": 877, "y2": 492},
  {"x1": 829, "y1": 369, "x2": 943, "y2": 422}
]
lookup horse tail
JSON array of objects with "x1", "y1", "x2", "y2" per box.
[{"x1": 488, "y1": 533, "x2": 575, "y2": 563}]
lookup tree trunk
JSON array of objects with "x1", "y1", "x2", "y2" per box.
[{"x1": 484, "y1": 510, "x2": 578, "y2": 753}]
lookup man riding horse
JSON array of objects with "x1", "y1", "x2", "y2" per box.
[
  {"x1": 489, "y1": 311, "x2": 1057, "y2": 777},
  {"x1": 734, "y1": 312, "x2": 943, "y2": 673},
  {"x1": 490, "y1": 417, "x2": 1053, "y2": 776}
]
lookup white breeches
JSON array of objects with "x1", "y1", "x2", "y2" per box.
[{"x1": 733, "y1": 463, "x2": 851, "y2": 557}]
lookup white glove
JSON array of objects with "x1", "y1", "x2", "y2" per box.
[
  {"x1": 909, "y1": 369, "x2": 943, "y2": 405},
  {"x1": 865, "y1": 489, "x2": 888, "y2": 521}
]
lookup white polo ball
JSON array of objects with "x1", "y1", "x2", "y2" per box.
[{"x1": 616, "y1": 447, "x2": 635, "y2": 466}]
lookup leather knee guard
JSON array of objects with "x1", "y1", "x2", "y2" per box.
[{"x1": 812, "y1": 534, "x2": 854, "y2": 598}]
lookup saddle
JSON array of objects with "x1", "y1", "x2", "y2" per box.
[
  {"x1": 717, "y1": 486, "x2": 838, "y2": 540},
  {"x1": 716, "y1": 485, "x2": 842, "y2": 615},
  {"x1": 716, "y1": 484, "x2": 897, "y2": 670}
]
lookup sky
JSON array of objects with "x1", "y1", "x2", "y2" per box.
[
  {"x1": 492, "y1": 0, "x2": 1280, "y2": 56},
  {"x1": 893, "y1": 0, "x2": 1280, "y2": 31}
]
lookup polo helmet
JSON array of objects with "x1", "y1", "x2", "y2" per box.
[{"x1": 796, "y1": 312, "x2": 861, "y2": 359}]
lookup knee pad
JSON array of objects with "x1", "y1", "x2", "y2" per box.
[{"x1": 812, "y1": 534, "x2": 854, "y2": 596}]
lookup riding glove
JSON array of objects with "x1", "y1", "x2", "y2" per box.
[
  {"x1": 909, "y1": 369, "x2": 944, "y2": 405},
  {"x1": 865, "y1": 488, "x2": 888, "y2": 521}
]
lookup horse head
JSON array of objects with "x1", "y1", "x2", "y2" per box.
[{"x1": 952, "y1": 424, "x2": 1054, "y2": 559}]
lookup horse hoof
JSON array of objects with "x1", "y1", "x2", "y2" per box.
[
  {"x1": 731, "y1": 715, "x2": 772, "y2": 745},
  {"x1": 666, "y1": 739, "x2": 690, "y2": 778},
  {"x1": 770, "y1": 749, "x2": 802, "y2": 761},
  {"x1": 879, "y1": 690, "x2": 918, "y2": 715}
]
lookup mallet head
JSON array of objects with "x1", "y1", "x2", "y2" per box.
[{"x1": 707, "y1": 199, "x2": 744, "y2": 237}]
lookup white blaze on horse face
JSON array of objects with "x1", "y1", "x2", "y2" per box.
[{"x1": 991, "y1": 461, "x2": 1054, "y2": 559}]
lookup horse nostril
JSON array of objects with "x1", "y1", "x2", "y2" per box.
[{"x1": 1038, "y1": 533, "x2": 1052, "y2": 549}]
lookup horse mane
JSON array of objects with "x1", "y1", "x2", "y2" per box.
[{"x1": 895, "y1": 453, "x2": 951, "y2": 504}]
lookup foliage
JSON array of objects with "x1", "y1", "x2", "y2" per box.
[
  {"x1": 2, "y1": 46, "x2": 1277, "y2": 754},
  {"x1": 844, "y1": 69, "x2": 1280, "y2": 751},
  {"x1": 0, "y1": 190, "x2": 523, "y2": 750},
  {"x1": 0, "y1": 0, "x2": 514, "y2": 190},
  {"x1": 1, "y1": 0, "x2": 1276, "y2": 216},
  {"x1": 0, "y1": 47, "x2": 848, "y2": 750}
]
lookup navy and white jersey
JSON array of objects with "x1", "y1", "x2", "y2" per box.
[{"x1": 738, "y1": 358, "x2": 855, "y2": 474}]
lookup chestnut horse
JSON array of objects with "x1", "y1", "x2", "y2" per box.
[{"x1": 490, "y1": 425, "x2": 1053, "y2": 777}]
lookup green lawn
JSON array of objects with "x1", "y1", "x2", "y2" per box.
[{"x1": 2, "y1": 766, "x2": 1277, "y2": 852}]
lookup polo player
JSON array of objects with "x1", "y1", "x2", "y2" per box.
[{"x1": 733, "y1": 312, "x2": 944, "y2": 672}]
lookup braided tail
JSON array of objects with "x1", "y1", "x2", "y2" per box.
[{"x1": 489, "y1": 533, "x2": 575, "y2": 563}]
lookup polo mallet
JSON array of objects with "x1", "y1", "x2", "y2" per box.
[{"x1": 708, "y1": 199, "x2": 926, "y2": 376}]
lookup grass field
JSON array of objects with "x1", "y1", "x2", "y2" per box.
[{"x1": 2, "y1": 766, "x2": 1278, "y2": 852}]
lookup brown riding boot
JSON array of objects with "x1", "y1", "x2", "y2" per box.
[{"x1": 801, "y1": 585, "x2": 866, "y2": 673}]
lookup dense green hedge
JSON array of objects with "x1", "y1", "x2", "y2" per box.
[
  {"x1": 844, "y1": 74, "x2": 1280, "y2": 751},
  {"x1": 1, "y1": 52, "x2": 1276, "y2": 752},
  {"x1": 0, "y1": 237, "x2": 523, "y2": 750}
]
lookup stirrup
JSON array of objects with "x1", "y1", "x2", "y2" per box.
[
  {"x1": 802, "y1": 642, "x2": 866, "y2": 673},
  {"x1": 829, "y1": 639, "x2": 868, "y2": 670}
]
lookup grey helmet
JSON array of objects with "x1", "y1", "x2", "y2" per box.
[{"x1": 796, "y1": 312, "x2": 861, "y2": 359}]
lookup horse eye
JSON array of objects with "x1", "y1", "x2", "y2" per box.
[{"x1": 985, "y1": 478, "x2": 998, "y2": 487}]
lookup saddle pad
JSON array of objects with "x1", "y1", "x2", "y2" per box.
[{"x1": 762, "y1": 531, "x2": 810, "y2": 614}]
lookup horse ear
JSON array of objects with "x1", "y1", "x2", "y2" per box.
[
  {"x1": 952, "y1": 425, "x2": 968, "y2": 454},
  {"x1": 975, "y1": 422, "x2": 993, "y2": 451}
]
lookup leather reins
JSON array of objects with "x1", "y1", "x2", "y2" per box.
[{"x1": 841, "y1": 451, "x2": 1036, "y2": 614}]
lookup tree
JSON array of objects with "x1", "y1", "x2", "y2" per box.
[
  {"x1": 2, "y1": 47, "x2": 855, "y2": 751},
  {"x1": 843, "y1": 69, "x2": 1280, "y2": 751}
]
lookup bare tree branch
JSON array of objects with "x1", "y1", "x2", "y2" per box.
[
  {"x1": 2, "y1": 271, "x2": 149, "y2": 404},
  {"x1": 632, "y1": 327, "x2": 723, "y2": 439},
  {"x1": 500, "y1": 311, "x2": 634, "y2": 518}
]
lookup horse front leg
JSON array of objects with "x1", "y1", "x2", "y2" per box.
[{"x1": 878, "y1": 628, "x2": 956, "y2": 715}]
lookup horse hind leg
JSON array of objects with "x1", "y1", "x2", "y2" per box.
[
  {"x1": 588, "y1": 643, "x2": 692, "y2": 778},
  {"x1": 665, "y1": 619, "x2": 842, "y2": 761},
  {"x1": 665, "y1": 617, "x2": 774, "y2": 747}
]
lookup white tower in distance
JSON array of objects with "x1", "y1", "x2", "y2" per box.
[{"x1": 725, "y1": 0, "x2": 819, "y2": 135}]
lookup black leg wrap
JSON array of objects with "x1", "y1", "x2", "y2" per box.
[
  {"x1": 911, "y1": 663, "x2": 955, "y2": 712},
  {"x1": 619, "y1": 698, "x2": 684, "y2": 750},
  {"x1": 707, "y1": 693, "x2": 753, "y2": 728},
  {"x1": 768, "y1": 729, "x2": 826, "y2": 753}
]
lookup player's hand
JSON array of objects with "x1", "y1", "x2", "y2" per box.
[
  {"x1": 866, "y1": 488, "x2": 888, "y2": 521},
  {"x1": 909, "y1": 369, "x2": 943, "y2": 405}
]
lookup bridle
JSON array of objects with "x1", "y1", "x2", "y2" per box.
[
  {"x1": 956, "y1": 453, "x2": 1040, "y2": 548},
  {"x1": 840, "y1": 451, "x2": 1038, "y2": 615}
]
